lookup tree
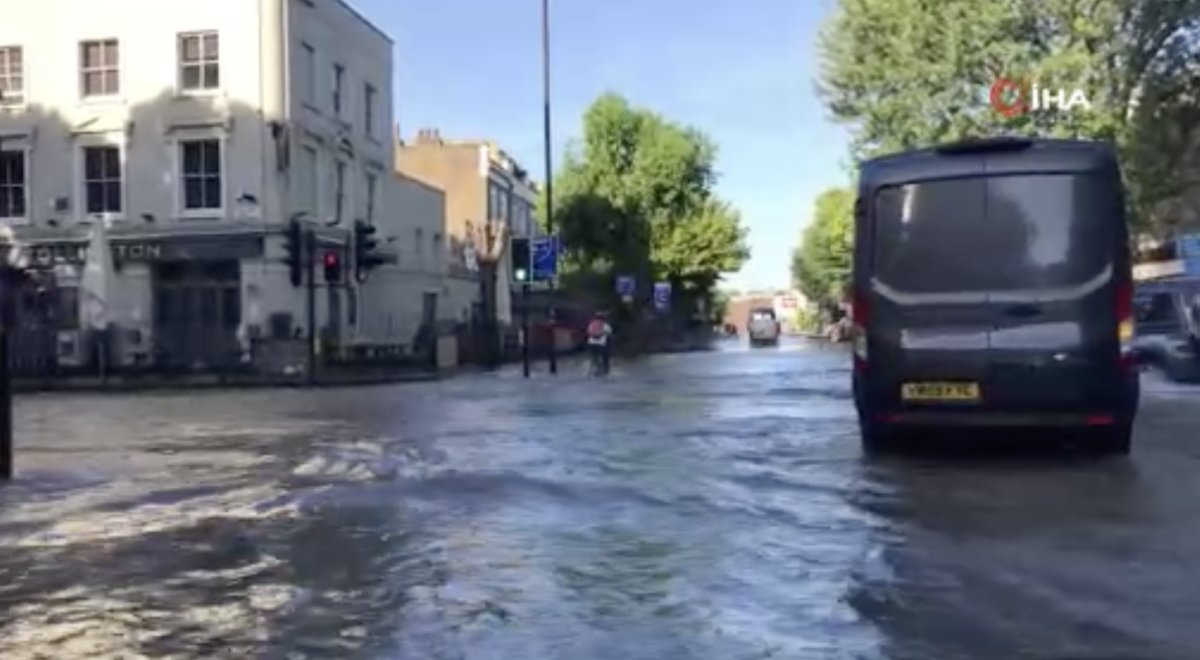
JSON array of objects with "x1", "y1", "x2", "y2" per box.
[
  {"x1": 817, "y1": 0, "x2": 1200, "y2": 235},
  {"x1": 792, "y1": 187, "x2": 854, "y2": 311},
  {"x1": 545, "y1": 93, "x2": 749, "y2": 312}
]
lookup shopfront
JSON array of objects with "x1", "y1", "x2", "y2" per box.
[{"x1": 22, "y1": 232, "x2": 264, "y2": 372}]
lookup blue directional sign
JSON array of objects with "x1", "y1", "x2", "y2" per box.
[
  {"x1": 1178, "y1": 234, "x2": 1200, "y2": 276},
  {"x1": 532, "y1": 236, "x2": 559, "y2": 281},
  {"x1": 653, "y1": 281, "x2": 671, "y2": 311},
  {"x1": 616, "y1": 275, "x2": 636, "y2": 297}
]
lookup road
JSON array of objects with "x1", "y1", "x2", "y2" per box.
[{"x1": 2, "y1": 339, "x2": 1200, "y2": 659}]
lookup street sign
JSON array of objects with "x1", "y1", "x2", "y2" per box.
[
  {"x1": 1179, "y1": 234, "x2": 1200, "y2": 276},
  {"x1": 532, "y1": 236, "x2": 559, "y2": 281},
  {"x1": 653, "y1": 281, "x2": 671, "y2": 311},
  {"x1": 616, "y1": 275, "x2": 635, "y2": 303}
]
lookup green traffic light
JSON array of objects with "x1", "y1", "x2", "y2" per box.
[{"x1": 515, "y1": 268, "x2": 528, "y2": 281}]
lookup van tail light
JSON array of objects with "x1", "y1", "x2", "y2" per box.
[
  {"x1": 1116, "y1": 280, "x2": 1135, "y2": 371},
  {"x1": 852, "y1": 293, "x2": 869, "y2": 371}
]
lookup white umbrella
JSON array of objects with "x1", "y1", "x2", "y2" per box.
[{"x1": 81, "y1": 218, "x2": 114, "y2": 332}]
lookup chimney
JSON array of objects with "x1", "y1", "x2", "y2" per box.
[{"x1": 416, "y1": 128, "x2": 443, "y2": 145}]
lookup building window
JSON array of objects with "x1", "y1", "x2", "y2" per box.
[
  {"x1": 333, "y1": 160, "x2": 346, "y2": 223},
  {"x1": 180, "y1": 139, "x2": 222, "y2": 211},
  {"x1": 179, "y1": 32, "x2": 219, "y2": 91},
  {"x1": 0, "y1": 47, "x2": 24, "y2": 105},
  {"x1": 499, "y1": 189, "x2": 511, "y2": 224},
  {"x1": 57, "y1": 287, "x2": 80, "y2": 330},
  {"x1": 80, "y1": 39, "x2": 119, "y2": 97},
  {"x1": 300, "y1": 42, "x2": 316, "y2": 106},
  {"x1": 0, "y1": 150, "x2": 26, "y2": 219},
  {"x1": 488, "y1": 184, "x2": 499, "y2": 221},
  {"x1": 364, "y1": 83, "x2": 376, "y2": 137},
  {"x1": 300, "y1": 145, "x2": 318, "y2": 213},
  {"x1": 332, "y1": 63, "x2": 345, "y2": 117},
  {"x1": 83, "y1": 145, "x2": 122, "y2": 215},
  {"x1": 365, "y1": 172, "x2": 377, "y2": 224},
  {"x1": 513, "y1": 200, "x2": 526, "y2": 235},
  {"x1": 414, "y1": 228, "x2": 423, "y2": 255}
]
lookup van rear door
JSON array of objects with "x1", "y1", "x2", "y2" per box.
[{"x1": 869, "y1": 169, "x2": 1121, "y2": 412}]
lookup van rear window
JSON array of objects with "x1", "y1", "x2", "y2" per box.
[{"x1": 872, "y1": 174, "x2": 1117, "y2": 293}]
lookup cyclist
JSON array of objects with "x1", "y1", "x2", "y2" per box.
[{"x1": 585, "y1": 312, "x2": 614, "y2": 376}]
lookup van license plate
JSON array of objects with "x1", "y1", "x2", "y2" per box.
[{"x1": 901, "y1": 382, "x2": 980, "y2": 402}]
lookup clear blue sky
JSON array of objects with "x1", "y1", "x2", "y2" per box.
[{"x1": 358, "y1": 0, "x2": 853, "y2": 292}]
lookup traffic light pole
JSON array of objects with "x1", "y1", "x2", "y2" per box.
[
  {"x1": 521, "y1": 280, "x2": 531, "y2": 378},
  {"x1": 306, "y1": 229, "x2": 317, "y2": 385}
]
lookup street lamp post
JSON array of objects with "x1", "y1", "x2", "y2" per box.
[{"x1": 542, "y1": 0, "x2": 558, "y2": 376}]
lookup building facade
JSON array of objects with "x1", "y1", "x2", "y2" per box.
[
  {"x1": 0, "y1": 0, "x2": 410, "y2": 371},
  {"x1": 368, "y1": 172, "x2": 479, "y2": 349},
  {"x1": 395, "y1": 128, "x2": 540, "y2": 328}
]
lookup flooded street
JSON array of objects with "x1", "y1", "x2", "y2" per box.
[{"x1": 3, "y1": 339, "x2": 1200, "y2": 659}]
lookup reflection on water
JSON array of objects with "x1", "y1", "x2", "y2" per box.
[{"x1": 2, "y1": 350, "x2": 1200, "y2": 658}]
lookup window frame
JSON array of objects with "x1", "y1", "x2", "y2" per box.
[
  {"x1": 364, "y1": 170, "x2": 378, "y2": 224},
  {"x1": 332, "y1": 62, "x2": 345, "y2": 119},
  {"x1": 300, "y1": 42, "x2": 317, "y2": 110},
  {"x1": 299, "y1": 143, "x2": 320, "y2": 216},
  {"x1": 79, "y1": 38, "x2": 121, "y2": 99},
  {"x1": 177, "y1": 31, "x2": 221, "y2": 94},
  {"x1": 0, "y1": 45, "x2": 25, "y2": 106},
  {"x1": 364, "y1": 83, "x2": 377, "y2": 138},
  {"x1": 0, "y1": 146, "x2": 29, "y2": 223},
  {"x1": 333, "y1": 158, "x2": 348, "y2": 225},
  {"x1": 76, "y1": 136, "x2": 126, "y2": 222},
  {"x1": 176, "y1": 136, "x2": 226, "y2": 217}
]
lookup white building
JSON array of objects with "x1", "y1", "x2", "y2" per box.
[{"x1": 0, "y1": 0, "x2": 421, "y2": 370}]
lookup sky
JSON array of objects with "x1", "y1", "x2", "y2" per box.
[{"x1": 358, "y1": 0, "x2": 854, "y2": 292}]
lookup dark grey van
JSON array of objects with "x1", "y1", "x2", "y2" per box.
[{"x1": 851, "y1": 137, "x2": 1139, "y2": 453}]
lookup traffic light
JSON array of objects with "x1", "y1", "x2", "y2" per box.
[
  {"x1": 323, "y1": 250, "x2": 342, "y2": 284},
  {"x1": 510, "y1": 237, "x2": 530, "y2": 283},
  {"x1": 354, "y1": 220, "x2": 383, "y2": 281},
  {"x1": 284, "y1": 219, "x2": 304, "y2": 287}
]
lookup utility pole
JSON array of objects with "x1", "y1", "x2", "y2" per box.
[
  {"x1": 542, "y1": 0, "x2": 558, "y2": 375},
  {"x1": 0, "y1": 275, "x2": 12, "y2": 480},
  {"x1": 521, "y1": 279, "x2": 531, "y2": 378},
  {"x1": 306, "y1": 228, "x2": 317, "y2": 385}
]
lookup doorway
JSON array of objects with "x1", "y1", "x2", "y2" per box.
[{"x1": 153, "y1": 261, "x2": 241, "y2": 369}]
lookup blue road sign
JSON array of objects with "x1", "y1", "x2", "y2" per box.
[
  {"x1": 532, "y1": 236, "x2": 559, "y2": 281},
  {"x1": 616, "y1": 275, "x2": 636, "y2": 297},
  {"x1": 1179, "y1": 234, "x2": 1200, "y2": 276},
  {"x1": 653, "y1": 281, "x2": 671, "y2": 311}
]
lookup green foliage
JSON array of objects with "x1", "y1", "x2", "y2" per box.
[
  {"x1": 793, "y1": 306, "x2": 823, "y2": 333},
  {"x1": 792, "y1": 188, "x2": 855, "y2": 309},
  {"x1": 545, "y1": 93, "x2": 750, "y2": 309},
  {"x1": 817, "y1": 0, "x2": 1200, "y2": 234}
]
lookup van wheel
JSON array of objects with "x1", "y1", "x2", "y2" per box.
[{"x1": 1092, "y1": 422, "x2": 1133, "y2": 456}]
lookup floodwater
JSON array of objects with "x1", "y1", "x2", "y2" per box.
[{"x1": 2, "y1": 339, "x2": 1200, "y2": 659}]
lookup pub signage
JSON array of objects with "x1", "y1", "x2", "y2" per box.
[{"x1": 26, "y1": 236, "x2": 263, "y2": 268}]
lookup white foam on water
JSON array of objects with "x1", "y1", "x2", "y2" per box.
[
  {"x1": 292, "y1": 438, "x2": 430, "y2": 483},
  {"x1": 9, "y1": 484, "x2": 299, "y2": 548}
]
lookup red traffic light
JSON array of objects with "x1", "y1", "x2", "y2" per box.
[{"x1": 323, "y1": 251, "x2": 339, "y2": 268}]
